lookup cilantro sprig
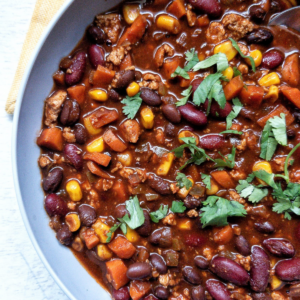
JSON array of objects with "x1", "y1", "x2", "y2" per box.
[
  {"x1": 171, "y1": 201, "x2": 186, "y2": 213},
  {"x1": 225, "y1": 98, "x2": 243, "y2": 130},
  {"x1": 121, "y1": 93, "x2": 142, "y2": 119},
  {"x1": 214, "y1": 147, "x2": 236, "y2": 169},
  {"x1": 150, "y1": 205, "x2": 169, "y2": 223},
  {"x1": 176, "y1": 85, "x2": 193, "y2": 107},
  {"x1": 201, "y1": 174, "x2": 211, "y2": 190},
  {"x1": 193, "y1": 53, "x2": 228, "y2": 73},
  {"x1": 176, "y1": 173, "x2": 193, "y2": 189}
]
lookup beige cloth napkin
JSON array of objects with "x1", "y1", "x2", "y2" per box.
[{"x1": 5, "y1": 0, "x2": 66, "y2": 114}]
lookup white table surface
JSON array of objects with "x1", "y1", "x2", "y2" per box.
[{"x1": 0, "y1": 1, "x2": 69, "y2": 299}]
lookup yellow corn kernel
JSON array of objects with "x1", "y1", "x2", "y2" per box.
[
  {"x1": 157, "y1": 153, "x2": 174, "y2": 176},
  {"x1": 126, "y1": 226, "x2": 140, "y2": 243},
  {"x1": 258, "y1": 72, "x2": 280, "y2": 87},
  {"x1": 92, "y1": 219, "x2": 113, "y2": 243},
  {"x1": 206, "y1": 180, "x2": 219, "y2": 195},
  {"x1": 253, "y1": 161, "x2": 272, "y2": 185},
  {"x1": 289, "y1": 0, "x2": 297, "y2": 6},
  {"x1": 270, "y1": 276, "x2": 285, "y2": 291},
  {"x1": 96, "y1": 244, "x2": 113, "y2": 261},
  {"x1": 156, "y1": 15, "x2": 181, "y2": 34},
  {"x1": 83, "y1": 116, "x2": 102, "y2": 136},
  {"x1": 177, "y1": 178, "x2": 194, "y2": 199},
  {"x1": 117, "y1": 151, "x2": 133, "y2": 166},
  {"x1": 65, "y1": 213, "x2": 81, "y2": 232},
  {"x1": 198, "y1": 52, "x2": 206, "y2": 61},
  {"x1": 127, "y1": 82, "x2": 140, "y2": 97},
  {"x1": 66, "y1": 180, "x2": 82, "y2": 202},
  {"x1": 178, "y1": 219, "x2": 192, "y2": 230},
  {"x1": 222, "y1": 67, "x2": 234, "y2": 81},
  {"x1": 141, "y1": 107, "x2": 154, "y2": 129},
  {"x1": 87, "y1": 137, "x2": 104, "y2": 153},
  {"x1": 264, "y1": 85, "x2": 279, "y2": 103},
  {"x1": 214, "y1": 41, "x2": 238, "y2": 61},
  {"x1": 123, "y1": 4, "x2": 140, "y2": 24},
  {"x1": 89, "y1": 89, "x2": 108, "y2": 101},
  {"x1": 178, "y1": 131, "x2": 199, "y2": 145},
  {"x1": 246, "y1": 50, "x2": 262, "y2": 67}
]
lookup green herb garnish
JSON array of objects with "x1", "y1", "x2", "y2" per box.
[
  {"x1": 176, "y1": 173, "x2": 193, "y2": 189},
  {"x1": 150, "y1": 205, "x2": 169, "y2": 223},
  {"x1": 121, "y1": 92, "x2": 142, "y2": 119},
  {"x1": 171, "y1": 201, "x2": 186, "y2": 213},
  {"x1": 214, "y1": 147, "x2": 236, "y2": 169},
  {"x1": 201, "y1": 174, "x2": 211, "y2": 190},
  {"x1": 225, "y1": 98, "x2": 243, "y2": 130},
  {"x1": 176, "y1": 85, "x2": 193, "y2": 107}
]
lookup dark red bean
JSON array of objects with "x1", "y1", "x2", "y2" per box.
[
  {"x1": 204, "y1": 101, "x2": 232, "y2": 119},
  {"x1": 147, "y1": 174, "x2": 172, "y2": 195},
  {"x1": 140, "y1": 88, "x2": 162, "y2": 106},
  {"x1": 88, "y1": 45, "x2": 105, "y2": 68},
  {"x1": 287, "y1": 129, "x2": 296, "y2": 138},
  {"x1": 154, "y1": 286, "x2": 169, "y2": 300},
  {"x1": 165, "y1": 123, "x2": 177, "y2": 137},
  {"x1": 191, "y1": 78, "x2": 203, "y2": 94},
  {"x1": 64, "y1": 144, "x2": 83, "y2": 171},
  {"x1": 78, "y1": 204, "x2": 96, "y2": 226},
  {"x1": 126, "y1": 262, "x2": 152, "y2": 280},
  {"x1": 136, "y1": 210, "x2": 152, "y2": 237},
  {"x1": 43, "y1": 168, "x2": 63, "y2": 193},
  {"x1": 250, "y1": 246, "x2": 270, "y2": 292},
  {"x1": 211, "y1": 256, "x2": 250, "y2": 286},
  {"x1": 275, "y1": 258, "x2": 300, "y2": 281},
  {"x1": 246, "y1": 28, "x2": 273, "y2": 45},
  {"x1": 254, "y1": 221, "x2": 275, "y2": 234},
  {"x1": 150, "y1": 253, "x2": 167, "y2": 275},
  {"x1": 182, "y1": 266, "x2": 202, "y2": 285},
  {"x1": 235, "y1": 235, "x2": 251, "y2": 256},
  {"x1": 114, "y1": 204, "x2": 130, "y2": 219},
  {"x1": 185, "y1": 233, "x2": 206, "y2": 247},
  {"x1": 86, "y1": 250, "x2": 102, "y2": 266},
  {"x1": 261, "y1": 50, "x2": 284, "y2": 69},
  {"x1": 178, "y1": 103, "x2": 207, "y2": 127},
  {"x1": 263, "y1": 238, "x2": 295, "y2": 258},
  {"x1": 112, "y1": 287, "x2": 130, "y2": 300},
  {"x1": 115, "y1": 70, "x2": 135, "y2": 89},
  {"x1": 184, "y1": 195, "x2": 201, "y2": 209},
  {"x1": 60, "y1": 99, "x2": 80, "y2": 126},
  {"x1": 45, "y1": 194, "x2": 68, "y2": 217},
  {"x1": 162, "y1": 104, "x2": 181, "y2": 124},
  {"x1": 206, "y1": 279, "x2": 231, "y2": 300},
  {"x1": 144, "y1": 295, "x2": 159, "y2": 300},
  {"x1": 109, "y1": 89, "x2": 121, "y2": 101},
  {"x1": 187, "y1": 0, "x2": 222, "y2": 18},
  {"x1": 74, "y1": 124, "x2": 88, "y2": 144},
  {"x1": 50, "y1": 215, "x2": 62, "y2": 232},
  {"x1": 65, "y1": 51, "x2": 87, "y2": 86},
  {"x1": 199, "y1": 134, "x2": 225, "y2": 150},
  {"x1": 191, "y1": 286, "x2": 205, "y2": 300},
  {"x1": 87, "y1": 25, "x2": 105, "y2": 44},
  {"x1": 252, "y1": 293, "x2": 272, "y2": 300},
  {"x1": 249, "y1": 5, "x2": 267, "y2": 23},
  {"x1": 149, "y1": 227, "x2": 172, "y2": 247},
  {"x1": 56, "y1": 224, "x2": 73, "y2": 246},
  {"x1": 194, "y1": 256, "x2": 209, "y2": 270}
]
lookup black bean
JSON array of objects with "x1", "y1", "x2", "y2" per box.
[
  {"x1": 254, "y1": 221, "x2": 275, "y2": 234},
  {"x1": 235, "y1": 235, "x2": 251, "y2": 256},
  {"x1": 136, "y1": 210, "x2": 152, "y2": 237},
  {"x1": 147, "y1": 174, "x2": 172, "y2": 195},
  {"x1": 64, "y1": 144, "x2": 83, "y2": 170},
  {"x1": 126, "y1": 262, "x2": 152, "y2": 280},
  {"x1": 206, "y1": 279, "x2": 231, "y2": 300},
  {"x1": 194, "y1": 256, "x2": 209, "y2": 270},
  {"x1": 60, "y1": 99, "x2": 80, "y2": 126},
  {"x1": 43, "y1": 168, "x2": 63, "y2": 193},
  {"x1": 182, "y1": 266, "x2": 202, "y2": 285},
  {"x1": 162, "y1": 104, "x2": 181, "y2": 124},
  {"x1": 149, "y1": 227, "x2": 172, "y2": 247},
  {"x1": 246, "y1": 28, "x2": 273, "y2": 45},
  {"x1": 150, "y1": 253, "x2": 167, "y2": 274},
  {"x1": 74, "y1": 124, "x2": 88, "y2": 144},
  {"x1": 184, "y1": 195, "x2": 201, "y2": 209},
  {"x1": 56, "y1": 224, "x2": 73, "y2": 246},
  {"x1": 287, "y1": 129, "x2": 296, "y2": 138},
  {"x1": 88, "y1": 45, "x2": 105, "y2": 68},
  {"x1": 263, "y1": 238, "x2": 295, "y2": 258},
  {"x1": 191, "y1": 286, "x2": 205, "y2": 300},
  {"x1": 115, "y1": 70, "x2": 135, "y2": 90},
  {"x1": 112, "y1": 287, "x2": 130, "y2": 300},
  {"x1": 87, "y1": 25, "x2": 105, "y2": 44},
  {"x1": 165, "y1": 123, "x2": 176, "y2": 137},
  {"x1": 65, "y1": 51, "x2": 87, "y2": 86},
  {"x1": 78, "y1": 204, "x2": 97, "y2": 227},
  {"x1": 45, "y1": 194, "x2": 68, "y2": 217},
  {"x1": 252, "y1": 293, "x2": 272, "y2": 300},
  {"x1": 249, "y1": 5, "x2": 267, "y2": 23},
  {"x1": 50, "y1": 215, "x2": 62, "y2": 232},
  {"x1": 140, "y1": 88, "x2": 162, "y2": 106},
  {"x1": 109, "y1": 89, "x2": 121, "y2": 101},
  {"x1": 114, "y1": 204, "x2": 130, "y2": 219},
  {"x1": 275, "y1": 257, "x2": 300, "y2": 281},
  {"x1": 154, "y1": 286, "x2": 169, "y2": 300}
]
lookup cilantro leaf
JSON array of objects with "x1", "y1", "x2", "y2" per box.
[
  {"x1": 106, "y1": 223, "x2": 121, "y2": 243},
  {"x1": 268, "y1": 113, "x2": 287, "y2": 146},
  {"x1": 226, "y1": 98, "x2": 243, "y2": 130},
  {"x1": 284, "y1": 142, "x2": 300, "y2": 180},
  {"x1": 236, "y1": 180, "x2": 268, "y2": 203},
  {"x1": 233, "y1": 67, "x2": 242, "y2": 78},
  {"x1": 176, "y1": 85, "x2": 193, "y2": 107},
  {"x1": 172, "y1": 67, "x2": 190, "y2": 79},
  {"x1": 200, "y1": 196, "x2": 247, "y2": 228},
  {"x1": 176, "y1": 173, "x2": 193, "y2": 189},
  {"x1": 150, "y1": 205, "x2": 169, "y2": 223},
  {"x1": 121, "y1": 196, "x2": 145, "y2": 229},
  {"x1": 214, "y1": 147, "x2": 236, "y2": 169},
  {"x1": 201, "y1": 174, "x2": 211, "y2": 190},
  {"x1": 220, "y1": 130, "x2": 243, "y2": 135},
  {"x1": 193, "y1": 53, "x2": 228, "y2": 73},
  {"x1": 253, "y1": 169, "x2": 277, "y2": 189},
  {"x1": 171, "y1": 201, "x2": 186, "y2": 213},
  {"x1": 208, "y1": 80, "x2": 226, "y2": 112},
  {"x1": 121, "y1": 93, "x2": 142, "y2": 119}
]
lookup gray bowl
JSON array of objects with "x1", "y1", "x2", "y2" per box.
[{"x1": 12, "y1": 0, "x2": 122, "y2": 298}]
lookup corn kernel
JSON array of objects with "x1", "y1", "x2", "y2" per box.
[
  {"x1": 178, "y1": 130, "x2": 199, "y2": 145},
  {"x1": 177, "y1": 219, "x2": 192, "y2": 230},
  {"x1": 270, "y1": 275, "x2": 284, "y2": 291},
  {"x1": 206, "y1": 180, "x2": 219, "y2": 195},
  {"x1": 141, "y1": 107, "x2": 154, "y2": 129},
  {"x1": 65, "y1": 213, "x2": 81, "y2": 232},
  {"x1": 264, "y1": 85, "x2": 279, "y2": 103},
  {"x1": 222, "y1": 67, "x2": 234, "y2": 81},
  {"x1": 177, "y1": 178, "x2": 194, "y2": 199},
  {"x1": 126, "y1": 82, "x2": 140, "y2": 97},
  {"x1": 117, "y1": 151, "x2": 133, "y2": 166},
  {"x1": 89, "y1": 89, "x2": 108, "y2": 101},
  {"x1": 156, "y1": 15, "x2": 181, "y2": 34},
  {"x1": 126, "y1": 226, "x2": 140, "y2": 242},
  {"x1": 246, "y1": 50, "x2": 262, "y2": 67},
  {"x1": 96, "y1": 244, "x2": 113, "y2": 261},
  {"x1": 157, "y1": 153, "x2": 174, "y2": 176},
  {"x1": 289, "y1": 0, "x2": 297, "y2": 6},
  {"x1": 258, "y1": 72, "x2": 280, "y2": 87},
  {"x1": 253, "y1": 161, "x2": 272, "y2": 185},
  {"x1": 214, "y1": 41, "x2": 238, "y2": 61},
  {"x1": 198, "y1": 52, "x2": 206, "y2": 61},
  {"x1": 92, "y1": 219, "x2": 113, "y2": 243},
  {"x1": 87, "y1": 137, "x2": 104, "y2": 153},
  {"x1": 66, "y1": 180, "x2": 82, "y2": 202},
  {"x1": 83, "y1": 116, "x2": 102, "y2": 136},
  {"x1": 123, "y1": 4, "x2": 140, "y2": 24}
]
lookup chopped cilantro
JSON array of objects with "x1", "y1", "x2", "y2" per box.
[
  {"x1": 121, "y1": 92, "x2": 142, "y2": 119},
  {"x1": 150, "y1": 205, "x2": 169, "y2": 223},
  {"x1": 226, "y1": 98, "x2": 243, "y2": 130},
  {"x1": 233, "y1": 67, "x2": 242, "y2": 78},
  {"x1": 121, "y1": 196, "x2": 145, "y2": 229},
  {"x1": 220, "y1": 130, "x2": 243, "y2": 135},
  {"x1": 171, "y1": 201, "x2": 186, "y2": 213},
  {"x1": 193, "y1": 53, "x2": 229, "y2": 73},
  {"x1": 201, "y1": 174, "x2": 211, "y2": 190},
  {"x1": 176, "y1": 173, "x2": 193, "y2": 189},
  {"x1": 176, "y1": 85, "x2": 193, "y2": 107},
  {"x1": 214, "y1": 147, "x2": 236, "y2": 169},
  {"x1": 106, "y1": 223, "x2": 121, "y2": 243}
]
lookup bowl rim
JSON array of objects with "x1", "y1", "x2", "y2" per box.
[{"x1": 11, "y1": 1, "x2": 77, "y2": 299}]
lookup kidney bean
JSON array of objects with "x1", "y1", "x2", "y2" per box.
[
  {"x1": 182, "y1": 266, "x2": 202, "y2": 285},
  {"x1": 191, "y1": 78, "x2": 203, "y2": 94},
  {"x1": 87, "y1": 25, "x2": 105, "y2": 44},
  {"x1": 194, "y1": 256, "x2": 209, "y2": 270},
  {"x1": 211, "y1": 256, "x2": 250, "y2": 286},
  {"x1": 263, "y1": 238, "x2": 295, "y2": 258},
  {"x1": 275, "y1": 257, "x2": 300, "y2": 281},
  {"x1": 43, "y1": 168, "x2": 63, "y2": 193},
  {"x1": 187, "y1": 0, "x2": 222, "y2": 18},
  {"x1": 252, "y1": 293, "x2": 272, "y2": 300},
  {"x1": 140, "y1": 88, "x2": 162, "y2": 106},
  {"x1": 60, "y1": 99, "x2": 80, "y2": 126},
  {"x1": 137, "y1": 210, "x2": 152, "y2": 237},
  {"x1": 204, "y1": 101, "x2": 232, "y2": 119},
  {"x1": 206, "y1": 279, "x2": 231, "y2": 300},
  {"x1": 64, "y1": 144, "x2": 83, "y2": 171},
  {"x1": 287, "y1": 129, "x2": 295, "y2": 138},
  {"x1": 154, "y1": 286, "x2": 169, "y2": 300},
  {"x1": 45, "y1": 194, "x2": 68, "y2": 217},
  {"x1": 109, "y1": 89, "x2": 121, "y2": 101},
  {"x1": 56, "y1": 224, "x2": 73, "y2": 246},
  {"x1": 254, "y1": 221, "x2": 275, "y2": 234},
  {"x1": 50, "y1": 215, "x2": 62, "y2": 231},
  {"x1": 127, "y1": 262, "x2": 152, "y2": 280},
  {"x1": 65, "y1": 51, "x2": 87, "y2": 86},
  {"x1": 250, "y1": 246, "x2": 270, "y2": 292},
  {"x1": 235, "y1": 235, "x2": 251, "y2": 256},
  {"x1": 112, "y1": 287, "x2": 130, "y2": 300},
  {"x1": 147, "y1": 174, "x2": 172, "y2": 195},
  {"x1": 185, "y1": 233, "x2": 206, "y2": 247},
  {"x1": 144, "y1": 296, "x2": 159, "y2": 300},
  {"x1": 249, "y1": 5, "x2": 267, "y2": 23},
  {"x1": 88, "y1": 45, "x2": 105, "y2": 68},
  {"x1": 114, "y1": 204, "x2": 130, "y2": 219},
  {"x1": 162, "y1": 104, "x2": 181, "y2": 124},
  {"x1": 261, "y1": 50, "x2": 284, "y2": 69},
  {"x1": 246, "y1": 28, "x2": 273, "y2": 45},
  {"x1": 78, "y1": 204, "x2": 96, "y2": 227},
  {"x1": 199, "y1": 134, "x2": 225, "y2": 150},
  {"x1": 150, "y1": 253, "x2": 167, "y2": 274},
  {"x1": 191, "y1": 286, "x2": 205, "y2": 300},
  {"x1": 74, "y1": 124, "x2": 88, "y2": 144},
  {"x1": 149, "y1": 227, "x2": 172, "y2": 247},
  {"x1": 178, "y1": 103, "x2": 207, "y2": 127},
  {"x1": 115, "y1": 70, "x2": 135, "y2": 89},
  {"x1": 184, "y1": 195, "x2": 201, "y2": 209}
]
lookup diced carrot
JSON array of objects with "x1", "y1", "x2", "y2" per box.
[
  {"x1": 53, "y1": 71, "x2": 65, "y2": 85},
  {"x1": 282, "y1": 53, "x2": 300, "y2": 87},
  {"x1": 224, "y1": 76, "x2": 244, "y2": 101},
  {"x1": 167, "y1": 0, "x2": 186, "y2": 19},
  {"x1": 120, "y1": 54, "x2": 133, "y2": 71},
  {"x1": 179, "y1": 72, "x2": 196, "y2": 88},
  {"x1": 103, "y1": 129, "x2": 127, "y2": 152},
  {"x1": 130, "y1": 281, "x2": 152, "y2": 300},
  {"x1": 281, "y1": 86, "x2": 300, "y2": 109},
  {"x1": 118, "y1": 15, "x2": 147, "y2": 46},
  {"x1": 83, "y1": 229, "x2": 100, "y2": 249},
  {"x1": 112, "y1": 180, "x2": 128, "y2": 202},
  {"x1": 87, "y1": 161, "x2": 114, "y2": 179},
  {"x1": 83, "y1": 152, "x2": 111, "y2": 167},
  {"x1": 106, "y1": 259, "x2": 129, "y2": 290},
  {"x1": 197, "y1": 15, "x2": 210, "y2": 27},
  {"x1": 37, "y1": 127, "x2": 63, "y2": 151},
  {"x1": 239, "y1": 85, "x2": 264, "y2": 108},
  {"x1": 163, "y1": 57, "x2": 181, "y2": 80},
  {"x1": 67, "y1": 85, "x2": 86, "y2": 105},
  {"x1": 231, "y1": 123, "x2": 243, "y2": 131},
  {"x1": 108, "y1": 236, "x2": 136, "y2": 259},
  {"x1": 92, "y1": 65, "x2": 115, "y2": 86},
  {"x1": 213, "y1": 225, "x2": 234, "y2": 244},
  {"x1": 211, "y1": 170, "x2": 235, "y2": 189},
  {"x1": 89, "y1": 107, "x2": 119, "y2": 128},
  {"x1": 257, "y1": 104, "x2": 295, "y2": 127}
]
